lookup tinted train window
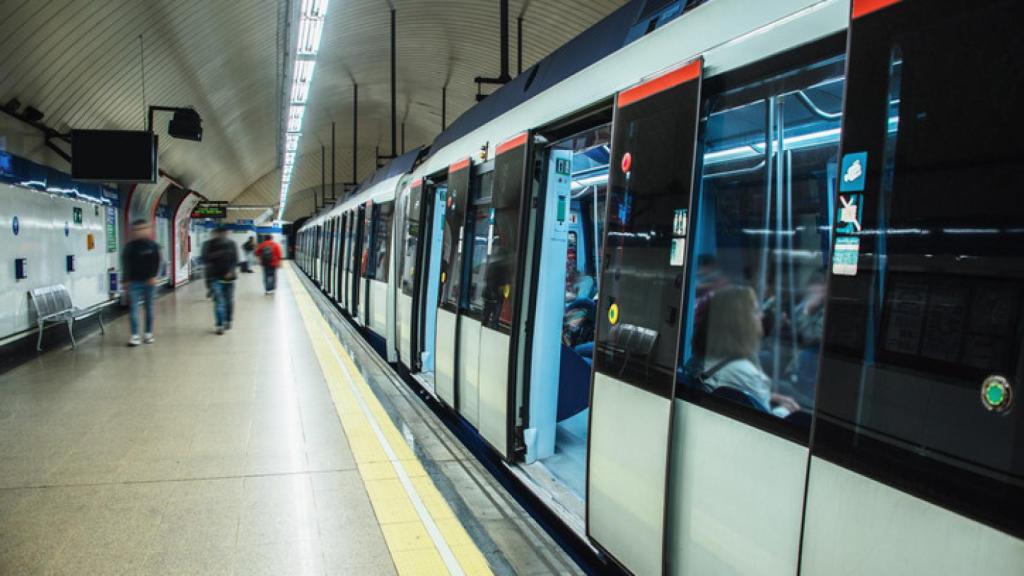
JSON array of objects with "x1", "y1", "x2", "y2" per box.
[
  {"x1": 680, "y1": 56, "x2": 844, "y2": 431},
  {"x1": 482, "y1": 146, "x2": 527, "y2": 332},
  {"x1": 373, "y1": 202, "x2": 394, "y2": 282},
  {"x1": 441, "y1": 170, "x2": 471, "y2": 311},
  {"x1": 816, "y1": 1, "x2": 1024, "y2": 535},
  {"x1": 400, "y1": 188, "x2": 422, "y2": 297},
  {"x1": 465, "y1": 171, "x2": 494, "y2": 317},
  {"x1": 360, "y1": 206, "x2": 373, "y2": 276}
]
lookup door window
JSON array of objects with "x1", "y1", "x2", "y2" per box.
[
  {"x1": 465, "y1": 170, "x2": 495, "y2": 317},
  {"x1": 373, "y1": 202, "x2": 394, "y2": 282},
  {"x1": 679, "y1": 56, "x2": 845, "y2": 432}
]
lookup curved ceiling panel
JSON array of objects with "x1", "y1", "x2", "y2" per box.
[{"x1": 0, "y1": 0, "x2": 629, "y2": 220}]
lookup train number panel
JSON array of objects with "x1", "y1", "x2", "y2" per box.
[{"x1": 586, "y1": 58, "x2": 703, "y2": 576}]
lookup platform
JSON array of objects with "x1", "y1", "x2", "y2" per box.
[{"x1": 0, "y1": 265, "x2": 581, "y2": 575}]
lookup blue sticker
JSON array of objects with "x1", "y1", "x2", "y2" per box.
[
  {"x1": 836, "y1": 194, "x2": 864, "y2": 235},
  {"x1": 65, "y1": 222, "x2": 70, "y2": 237},
  {"x1": 12, "y1": 216, "x2": 19, "y2": 236},
  {"x1": 832, "y1": 237, "x2": 860, "y2": 276},
  {"x1": 840, "y1": 152, "x2": 868, "y2": 192}
]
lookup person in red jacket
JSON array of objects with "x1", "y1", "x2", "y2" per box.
[{"x1": 255, "y1": 235, "x2": 283, "y2": 294}]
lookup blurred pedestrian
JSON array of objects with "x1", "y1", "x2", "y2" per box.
[
  {"x1": 255, "y1": 235, "x2": 283, "y2": 295},
  {"x1": 201, "y1": 226, "x2": 239, "y2": 334},
  {"x1": 241, "y1": 236, "x2": 256, "y2": 273},
  {"x1": 121, "y1": 219, "x2": 161, "y2": 346}
]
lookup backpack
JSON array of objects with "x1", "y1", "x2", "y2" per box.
[{"x1": 259, "y1": 245, "x2": 274, "y2": 267}]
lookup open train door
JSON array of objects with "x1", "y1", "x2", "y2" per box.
[
  {"x1": 800, "y1": 1, "x2": 1024, "y2": 574},
  {"x1": 586, "y1": 59, "x2": 703, "y2": 576},
  {"x1": 435, "y1": 157, "x2": 472, "y2": 409}
]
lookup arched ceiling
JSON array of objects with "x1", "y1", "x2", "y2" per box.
[{"x1": 0, "y1": 0, "x2": 630, "y2": 221}]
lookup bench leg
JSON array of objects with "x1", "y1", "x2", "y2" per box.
[
  {"x1": 37, "y1": 320, "x2": 44, "y2": 352},
  {"x1": 68, "y1": 319, "x2": 76, "y2": 349}
]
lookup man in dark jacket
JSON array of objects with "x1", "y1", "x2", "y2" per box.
[
  {"x1": 201, "y1": 226, "x2": 239, "y2": 334},
  {"x1": 121, "y1": 219, "x2": 161, "y2": 346}
]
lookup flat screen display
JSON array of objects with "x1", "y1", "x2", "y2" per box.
[
  {"x1": 191, "y1": 204, "x2": 227, "y2": 219},
  {"x1": 71, "y1": 130, "x2": 157, "y2": 182}
]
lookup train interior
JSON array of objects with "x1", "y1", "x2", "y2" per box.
[
  {"x1": 678, "y1": 54, "x2": 847, "y2": 422},
  {"x1": 522, "y1": 125, "x2": 610, "y2": 506}
]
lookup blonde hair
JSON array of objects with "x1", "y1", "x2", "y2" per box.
[{"x1": 702, "y1": 286, "x2": 761, "y2": 361}]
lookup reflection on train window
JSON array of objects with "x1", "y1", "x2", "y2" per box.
[
  {"x1": 360, "y1": 207, "x2": 373, "y2": 276},
  {"x1": 400, "y1": 189, "x2": 422, "y2": 296},
  {"x1": 483, "y1": 151, "x2": 527, "y2": 331},
  {"x1": 372, "y1": 202, "x2": 394, "y2": 281},
  {"x1": 440, "y1": 177, "x2": 467, "y2": 310},
  {"x1": 680, "y1": 55, "x2": 845, "y2": 428},
  {"x1": 465, "y1": 171, "x2": 494, "y2": 317},
  {"x1": 819, "y1": 4, "x2": 1024, "y2": 529}
]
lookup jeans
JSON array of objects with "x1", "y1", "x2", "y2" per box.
[
  {"x1": 128, "y1": 281, "x2": 155, "y2": 335},
  {"x1": 263, "y1": 266, "x2": 277, "y2": 292},
  {"x1": 212, "y1": 280, "x2": 236, "y2": 327}
]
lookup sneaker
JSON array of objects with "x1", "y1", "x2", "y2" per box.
[
  {"x1": 225, "y1": 322, "x2": 232, "y2": 331},
  {"x1": 128, "y1": 334, "x2": 142, "y2": 347},
  {"x1": 143, "y1": 333, "x2": 155, "y2": 344},
  {"x1": 216, "y1": 326, "x2": 225, "y2": 335}
]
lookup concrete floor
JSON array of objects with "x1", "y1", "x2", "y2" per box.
[{"x1": 0, "y1": 265, "x2": 581, "y2": 575}]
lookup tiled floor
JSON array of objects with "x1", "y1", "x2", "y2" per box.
[{"x1": 0, "y1": 266, "x2": 582, "y2": 575}]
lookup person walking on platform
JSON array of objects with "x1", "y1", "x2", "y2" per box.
[
  {"x1": 255, "y1": 235, "x2": 283, "y2": 295},
  {"x1": 202, "y1": 226, "x2": 239, "y2": 334},
  {"x1": 241, "y1": 236, "x2": 256, "y2": 273},
  {"x1": 121, "y1": 219, "x2": 161, "y2": 347}
]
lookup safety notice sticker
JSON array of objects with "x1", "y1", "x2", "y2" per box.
[
  {"x1": 832, "y1": 237, "x2": 860, "y2": 276},
  {"x1": 840, "y1": 152, "x2": 868, "y2": 192},
  {"x1": 836, "y1": 194, "x2": 864, "y2": 234}
]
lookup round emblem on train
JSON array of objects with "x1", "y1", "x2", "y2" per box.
[
  {"x1": 621, "y1": 152, "x2": 632, "y2": 173},
  {"x1": 981, "y1": 375, "x2": 1013, "y2": 413},
  {"x1": 12, "y1": 216, "x2": 19, "y2": 236},
  {"x1": 608, "y1": 302, "x2": 619, "y2": 325}
]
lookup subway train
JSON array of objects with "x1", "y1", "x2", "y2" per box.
[{"x1": 295, "y1": 0, "x2": 1024, "y2": 574}]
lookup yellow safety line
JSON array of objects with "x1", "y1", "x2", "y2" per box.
[{"x1": 285, "y1": 265, "x2": 493, "y2": 576}]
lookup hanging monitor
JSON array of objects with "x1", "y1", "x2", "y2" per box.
[{"x1": 71, "y1": 130, "x2": 158, "y2": 183}]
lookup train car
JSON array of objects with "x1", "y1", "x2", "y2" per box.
[{"x1": 296, "y1": 0, "x2": 1023, "y2": 574}]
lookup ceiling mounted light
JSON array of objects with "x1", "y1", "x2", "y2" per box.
[
  {"x1": 302, "y1": 0, "x2": 330, "y2": 19},
  {"x1": 297, "y1": 17, "x2": 325, "y2": 55},
  {"x1": 287, "y1": 105, "x2": 305, "y2": 132},
  {"x1": 291, "y1": 60, "x2": 316, "y2": 103}
]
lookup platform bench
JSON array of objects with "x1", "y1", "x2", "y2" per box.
[{"x1": 28, "y1": 285, "x2": 107, "y2": 351}]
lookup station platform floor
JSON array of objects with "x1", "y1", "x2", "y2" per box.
[{"x1": 0, "y1": 264, "x2": 582, "y2": 575}]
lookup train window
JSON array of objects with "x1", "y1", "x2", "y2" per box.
[
  {"x1": 481, "y1": 147, "x2": 527, "y2": 332},
  {"x1": 679, "y1": 55, "x2": 845, "y2": 431},
  {"x1": 465, "y1": 170, "x2": 495, "y2": 317},
  {"x1": 400, "y1": 187, "x2": 423, "y2": 297},
  {"x1": 373, "y1": 202, "x2": 394, "y2": 282},
  {"x1": 816, "y1": 1, "x2": 1024, "y2": 535},
  {"x1": 360, "y1": 205, "x2": 373, "y2": 277},
  {"x1": 441, "y1": 169, "x2": 470, "y2": 311}
]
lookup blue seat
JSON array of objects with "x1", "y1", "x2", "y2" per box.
[{"x1": 557, "y1": 344, "x2": 592, "y2": 421}]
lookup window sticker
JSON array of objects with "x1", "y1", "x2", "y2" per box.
[
  {"x1": 673, "y1": 208, "x2": 688, "y2": 237},
  {"x1": 608, "y1": 302, "x2": 619, "y2": 325},
  {"x1": 832, "y1": 236, "x2": 860, "y2": 276},
  {"x1": 670, "y1": 237, "x2": 686, "y2": 267},
  {"x1": 12, "y1": 215, "x2": 19, "y2": 236},
  {"x1": 836, "y1": 194, "x2": 864, "y2": 234},
  {"x1": 840, "y1": 152, "x2": 868, "y2": 192}
]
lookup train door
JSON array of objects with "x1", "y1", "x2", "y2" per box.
[
  {"x1": 350, "y1": 205, "x2": 365, "y2": 319},
  {"x1": 368, "y1": 202, "x2": 394, "y2": 338},
  {"x1": 669, "y1": 40, "x2": 846, "y2": 575},
  {"x1": 459, "y1": 164, "x2": 495, "y2": 428},
  {"x1": 469, "y1": 132, "x2": 532, "y2": 459},
  {"x1": 436, "y1": 159, "x2": 471, "y2": 409},
  {"x1": 801, "y1": 1, "x2": 1024, "y2": 574},
  {"x1": 359, "y1": 201, "x2": 374, "y2": 326},
  {"x1": 397, "y1": 183, "x2": 416, "y2": 368},
  {"x1": 314, "y1": 225, "x2": 323, "y2": 284},
  {"x1": 338, "y1": 215, "x2": 346, "y2": 304},
  {"x1": 585, "y1": 60, "x2": 703, "y2": 576},
  {"x1": 416, "y1": 177, "x2": 446, "y2": 376},
  {"x1": 331, "y1": 217, "x2": 340, "y2": 301},
  {"x1": 519, "y1": 119, "x2": 611, "y2": 509},
  {"x1": 344, "y1": 209, "x2": 356, "y2": 311}
]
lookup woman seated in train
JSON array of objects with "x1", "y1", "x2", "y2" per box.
[{"x1": 690, "y1": 286, "x2": 802, "y2": 418}]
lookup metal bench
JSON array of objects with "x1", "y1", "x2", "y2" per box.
[{"x1": 28, "y1": 285, "x2": 107, "y2": 351}]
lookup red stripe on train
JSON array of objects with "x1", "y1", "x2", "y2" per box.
[
  {"x1": 852, "y1": 0, "x2": 900, "y2": 19},
  {"x1": 496, "y1": 132, "x2": 529, "y2": 156},
  {"x1": 618, "y1": 59, "x2": 701, "y2": 109}
]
